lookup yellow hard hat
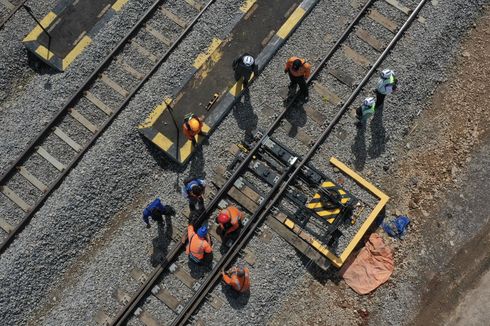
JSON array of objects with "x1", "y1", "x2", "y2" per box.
[{"x1": 188, "y1": 118, "x2": 201, "y2": 132}]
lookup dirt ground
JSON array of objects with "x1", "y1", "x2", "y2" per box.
[{"x1": 268, "y1": 6, "x2": 490, "y2": 326}]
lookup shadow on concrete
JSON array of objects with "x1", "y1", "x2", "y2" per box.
[
  {"x1": 352, "y1": 124, "x2": 367, "y2": 171},
  {"x1": 233, "y1": 88, "x2": 258, "y2": 142},
  {"x1": 190, "y1": 145, "x2": 206, "y2": 179},
  {"x1": 368, "y1": 103, "x2": 388, "y2": 158}
]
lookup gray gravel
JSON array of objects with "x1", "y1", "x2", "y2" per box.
[{"x1": 0, "y1": 0, "x2": 488, "y2": 325}]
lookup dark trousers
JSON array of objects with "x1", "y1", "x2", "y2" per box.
[
  {"x1": 189, "y1": 196, "x2": 204, "y2": 212},
  {"x1": 234, "y1": 69, "x2": 253, "y2": 86},
  {"x1": 288, "y1": 73, "x2": 308, "y2": 97},
  {"x1": 375, "y1": 90, "x2": 386, "y2": 108}
]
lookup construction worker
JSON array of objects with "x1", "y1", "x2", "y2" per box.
[
  {"x1": 222, "y1": 265, "x2": 250, "y2": 293},
  {"x1": 284, "y1": 56, "x2": 311, "y2": 101},
  {"x1": 186, "y1": 224, "x2": 213, "y2": 264},
  {"x1": 182, "y1": 177, "x2": 206, "y2": 211},
  {"x1": 375, "y1": 69, "x2": 398, "y2": 107},
  {"x1": 232, "y1": 53, "x2": 258, "y2": 87},
  {"x1": 355, "y1": 97, "x2": 376, "y2": 128},
  {"x1": 182, "y1": 113, "x2": 204, "y2": 146},
  {"x1": 216, "y1": 205, "x2": 245, "y2": 241},
  {"x1": 142, "y1": 198, "x2": 174, "y2": 228}
]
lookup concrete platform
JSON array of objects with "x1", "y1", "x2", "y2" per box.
[
  {"x1": 23, "y1": 0, "x2": 128, "y2": 71},
  {"x1": 139, "y1": 0, "x2": 319, "y2": 165}
]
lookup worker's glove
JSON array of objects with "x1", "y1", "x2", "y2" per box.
[
  {"x1": 284, "y1": 69, "x2": 288, "y2": 74},
  {"x1": 145, "y1": 223, "x2": 151, "y2": 229}
]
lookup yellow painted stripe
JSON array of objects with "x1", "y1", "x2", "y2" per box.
[
  {"x1": 340, "y1": 197, "x2": 349, "y2": 204},
  {"x1": 240, "y1": 0, "x2": 257, "y2": 13},
  {"x1": 112, "y1": 0, "x2": 129, "y2": 11},
  {"x1": 228, "y1": 72, "x2": 255, "y2": 96},
  {"x1": 193, "y1": 38, "x2": 222, "y2": 69},
  {"x1": 179, "y1": 140, "x2": 194, "y2": 162},
  {"x1": 23, "y1": 12, "x2": 57, "y2": 42},
  {"x1": 35, "y1": 45, "x2": 54, "y2": 60},
  {"x1": 138, "y1": 101, "x2": 168, "y2": 129},
  {"x1": 338, "y1": 189, "x2": 346, "y2": 195},
  {"x1": 284, "y1": 219, "x2": 294, "y2": 229},
  {"x1": 276, "y1": 6, "x2": 305, "y2": 39},
  {"x1": 62, "y1": 35, "x2": 92, "y2": 70},
  {"x1": 152, "y1": 132, "x2": 173, "y2": 151},
  {"x1": 316, "y1": 209, "x2": 340, "y2": 216},
  {"x1": 322, "y1": 181, "x2": 335, "y2": 187},
  {"x1": 201, "y1": 123, "x2": 210, "y2": 134}
]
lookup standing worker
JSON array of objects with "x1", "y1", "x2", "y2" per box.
[
  {"x1": 284, "y1": 56, "x2": 311, "y2": 101},
  {"x1": 182, "y1": 177, "x2": 206, "y2": 211},
  {"x1": 142, "y1": 198, "x2": 174, "y2": 228},
  {"x1": 355, "y1": 97, "x2": 376, "y2": 128},
  {"x1": 232, "y1": 53, "x2": 258, "y2": 87},
  {"x1": 375, "y1": 69, "x2": 398, "y2": 107},
  {"x1": 182, "y1": 113, "x2": 205, "y2": 147},
  {"x1": 216, "y1": 205, "x2": 245, "y2": 241},
  {"x1": 186, "y1": 224, "x2": 213, "y2": 264},
  {"x1": 222, "y1": 265, "x2": 250, "y2": 293}
]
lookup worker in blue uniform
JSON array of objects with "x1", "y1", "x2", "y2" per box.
[
  {"x1": 142, "y1": 198, "x2": 173, "y2": 228},
  {"x1": 181, "y1": 177, "x2": 206, "y2": 211}
]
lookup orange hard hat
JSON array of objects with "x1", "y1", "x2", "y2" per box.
[
  {"x1": 217, "y1": 211, "x2": 230, "y2": 224},
  {"x1": 188, "y1": 118, "x2": 201, "y2": 132}
]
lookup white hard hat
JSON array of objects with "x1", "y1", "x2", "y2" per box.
[
  {"x1": 380, "y1": 69, "x2": 394, "y2": 79},
  {"x1": 242, "y1": 55, "x2": 254, "y2": 67},
  {"x1": 363, "y1": 97, "x2": 375, "y2": 107}
]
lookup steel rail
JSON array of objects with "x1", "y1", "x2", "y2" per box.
[
  {"x1": 173, "y1": 0, "x2": 430, "y2": 323},
  {"x1": 0, "y1": 0, "x2": 28, "y2": 29},
  {"x1": 109, "y1": 1, "x2": 379, "y2": 324},
  {"x1": 0, "y1": 0, "x2": 216, "y2": 255}
]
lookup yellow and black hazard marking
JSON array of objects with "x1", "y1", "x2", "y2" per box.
[
  {"x1": 306, "y1": 180, "x2": 357, "y2": 223},
  {"x1": 23, "y1": 0, "x2": 128, "y2": 71}
]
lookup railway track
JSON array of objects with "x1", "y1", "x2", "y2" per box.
[
  {"x1": 0, "y1": 0, "x2": 27, "y2": 29},
  {"x1": 0, "y1": 0, "x2": 215, "y2": 255},
  {"x1": 102, "y1": 0, "x2": 428, "y2": 324}
]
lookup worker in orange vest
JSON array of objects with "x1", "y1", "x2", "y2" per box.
[
  {"x1": 182, "y1": 113, "x2": 204, "y2": 146},
  {"x1": 222, "y1": 265, "x2": 250, "y2": 293},
  {"x1": 216, "y1": 205, "x2": 245, "y2": 241},
  {"x1": 284, "y1": 56, "x2": 311, "y2": 101},
  {"x1": 186, "y1": 224, "x2": 213, "y2": 264}
]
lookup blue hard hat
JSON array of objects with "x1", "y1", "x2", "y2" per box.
[{"x1": 197, "y1": 226, "x2": 208, "y2": 237}]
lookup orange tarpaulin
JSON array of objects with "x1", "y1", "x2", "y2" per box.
[{"x1": 340, "y1": 233, "x2": 394, "y2": 294}]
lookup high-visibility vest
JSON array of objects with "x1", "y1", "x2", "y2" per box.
[
  {"x1": 220, "y1": 206, "x2": 243, "y2": 235},
  {"x1": 377, "y1": 75, "x2": 396, "y2": 95},
  {"x1": 225, "y1": 267, "x2": 250, "y2": 293},
  {"x1": 186, "y1": 226, "x2": 212, "y2": 261},
  {"x1": 285, "y1": 56, "x2": 311, "y2": 78}
]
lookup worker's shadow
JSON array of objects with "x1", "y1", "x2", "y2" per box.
[
  {"x1": 233, "y1": 88, "x2": 258, "y2": 142},
  {"x1": 284, "y1": 99, "x2": 307, "y2": 138},
  {"x1": 189, "y1": 146, "x2": 206, "y2": 179},
  {"x1": 150, "y1": 214, "x2": 173, "y2": 267},
  {"x1": 368, "y1": 104, "x2": 387, "y2": 158},
  {"x1": 352, "y1": 124, "x2": 367, "y2": 171},
  {"x1": 221, "y1": 284, "x2": 251, "y2": 308}
]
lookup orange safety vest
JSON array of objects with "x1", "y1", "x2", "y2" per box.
[
  {"x1": 186, "y1": 225, "x2": 212, "y2": 260},
  {"x1": 223, "y1": 267, "x2": 250, "y2": 293},
  {"x1": 285, "y1": 56, "x2": 311, "y2": 78},
  {"x1": 182, "y1": 115, "x2": 203, "y2": 140},
  {"x1": 219, "y1": 206, "x2": 244, "y2": 236}
]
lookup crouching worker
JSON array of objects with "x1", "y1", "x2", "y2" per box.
[
  {"x1": 186, "y1": 224, "x2": 213, "y2": 264},
  {"x1": 182, "y1": 177, "x2": 206, "y2": 211},
  {"x1": 216, "y1": 205, "x2": 244, "y2": 242},
  {"x1": 142, "y1": 198, "x2": 174, "y2": 228},
  {"x1": 222, "y1": 265, "x2": 250, "y2": 293}
]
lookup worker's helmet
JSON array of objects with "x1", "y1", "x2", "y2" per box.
[
  {"x1": 197, "y1": 225, "x2": 208, "y2": 237},
  {"x1": 363, "y1": 97, "x2": 375, "y2": 107},
  {"x1": 217, "y1": 211, "x2": 231, "y2": 224},
  {"x1": 190, "y1": 184, "x2": 204, "y2": 197},
  {"x1": 292, "y1": 59, "x2": 302, "y2": 70},
  {"x1": 242, "y1": 55, "x2": 254, "y2": 67},
  {"x1": 380, "y1": 69, "x2": 394, "y2": 79},
  {"x1": 188, "y1": 118, "x2": 201, "y2": 132}
]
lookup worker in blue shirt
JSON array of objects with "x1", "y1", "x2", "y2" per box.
[
  {"x1": 181, "y1": 177, "x2": 206, "y2": 211},
  {"x1": 142, "y1": 198, "x2": 173, "y2": 228}
]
